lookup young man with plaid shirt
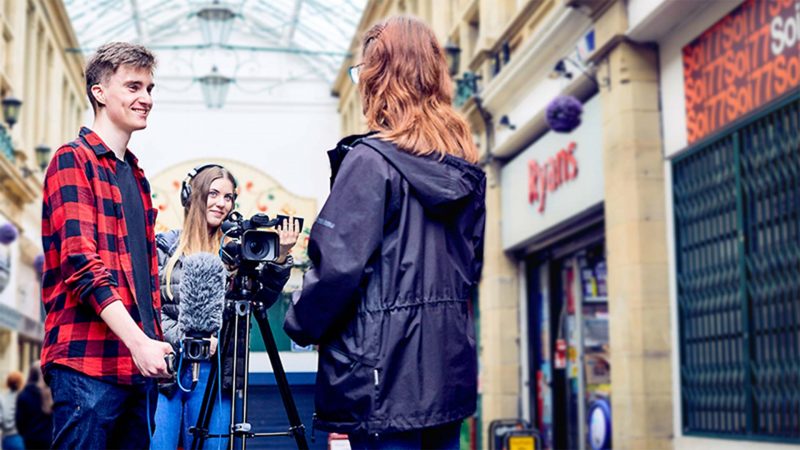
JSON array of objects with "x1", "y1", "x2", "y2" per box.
[{"x1": 41, "y1": 42, "x2": 174, "y2": 449}]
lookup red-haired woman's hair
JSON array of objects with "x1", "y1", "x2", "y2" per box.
[{"x1": 359, "y1": 16, "x2": 478, "y2": 163}]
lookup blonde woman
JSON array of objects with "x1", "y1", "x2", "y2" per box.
[{"x1": 151, "y1": 164, "x2": 299, "y2": 449}]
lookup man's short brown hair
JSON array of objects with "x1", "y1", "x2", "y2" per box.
[{"x1": 85, "y1": 42, "x2": 156, "y2": 112}]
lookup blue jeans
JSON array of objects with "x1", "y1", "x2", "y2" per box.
[
  {"x1": 348, "y1": 421, "x2": 462, "y2": 450},
  {"x1": 150, "y1": 361, "x2": 232, "y2": 449},
  {"x1": 2, "y1": 434, "x2": 25, "y2": 450},
  {"x1": 49, "y1": 365, "x2": 157, "y2": 449}
]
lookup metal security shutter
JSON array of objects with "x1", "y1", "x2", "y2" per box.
[{"x1": 673, "y1": 93, "x2": 800, "y2": 443}]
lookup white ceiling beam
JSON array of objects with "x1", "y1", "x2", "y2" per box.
[
  {"x1": 129, "y1": 0, "x2": 150, "y2": 43},
  {"x1": 281, "y1": 0, "x2": 303, "y2": 47}
]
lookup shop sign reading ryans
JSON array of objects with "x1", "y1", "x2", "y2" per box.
[
  {"x1": 528, "y1": 142, "x2": 578, "y2": 213},
  {"x1": 501, "y1": 97, "x2": 603, "y2": 250}
]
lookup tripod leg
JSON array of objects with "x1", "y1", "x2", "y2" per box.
[
  {"x1": 190, "y1": 317, "x2": 235, "y2": 450},
  {"x1": 252, "y1": 304, "x2": 310, "y2": 450},
  {"x1": 236, "y1": 302, "x2": 253, "y2": 450}
]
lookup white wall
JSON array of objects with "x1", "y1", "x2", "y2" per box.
[
  {"x1": 628, "y1": 0, "x2": 667, "y2": 27},
  {"x1": 128, "y1": 92, "x2": 338, "y2": 212}
]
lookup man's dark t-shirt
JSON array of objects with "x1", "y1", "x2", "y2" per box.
[{"x1": 116, "y1": 155, "x2": 156, "y2": 339}]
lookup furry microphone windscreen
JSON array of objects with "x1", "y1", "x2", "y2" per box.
[{"x1": 178, "y1": 252, "x2": 226, "y2": 337}]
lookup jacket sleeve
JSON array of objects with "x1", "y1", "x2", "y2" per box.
[
  {"x1": 253, "y1": 256, "x2": 293, "y2": 309},
  {"x1": 156, "y1": 244, "x2": 181, "y2": 350},
  {"x1": 42, "y1": 146, "x2": 122, "y2": 315},
  {"x1": 472, "y1": 177, "x2": 487, "y2": 283},
  {"x1": 284, "y1": 147, "x2": 388, "y2": 346}
]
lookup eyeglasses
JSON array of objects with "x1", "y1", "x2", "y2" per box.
[{"x1": 348, "y1": 64, "x2": 363, "y2": 84}]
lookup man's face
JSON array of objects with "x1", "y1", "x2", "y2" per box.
[{"x1": 94, "y1": 65, "x2": 154, "y2": 132}]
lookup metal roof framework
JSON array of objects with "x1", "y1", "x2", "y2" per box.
[{"x1": 64, "y1": 0, "x2": 365, "y2": 90}]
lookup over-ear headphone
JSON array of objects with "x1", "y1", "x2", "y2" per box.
[{"x1": 180, "y1": 163, "x2": 238, "y2": 208}]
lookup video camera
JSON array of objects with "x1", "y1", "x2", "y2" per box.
[
  {"x1": 219, "y1": 211, "x2": 278, "y2": 268},
  {"x1": 174, "y1": 210, "x2": 309, "y2": 449}
]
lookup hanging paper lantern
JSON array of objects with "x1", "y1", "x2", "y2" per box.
[
  {"x1": 0, "y1": 222, "x2": 18, "y2": 245},
  {"x1": 546, "y1": 95, "x2": 583, "y2": 133}
]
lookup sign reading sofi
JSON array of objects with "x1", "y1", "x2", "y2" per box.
[
  {"x1": 683, "y1": 0, "x2": 800, "y2": 144},
  {"x1": 501, "y1": 97, "x2": 603, "y2": 251}
]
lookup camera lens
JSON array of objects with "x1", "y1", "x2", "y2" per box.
[
  {"x1": 248, "y1": 240, "x2": 265, "y2": 257},
  {"x1": 241, "y1": 230, "x2": 278, "y2": 262}
]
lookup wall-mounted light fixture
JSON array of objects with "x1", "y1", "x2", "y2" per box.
[
  {"x1": 35, "y1": 144, "x2": 51, "y2": 172},
  {"x1": 1, "y1": 96, "x2": 22, "y2": 129},
  {"x1": 498, "y1": 115, "x2": 516, "y2": 131},
  {"x1": 549, "y1": 57, "x2": 599, "y2": 89},
  {"x1": 444, "y1": 39, "x2": 461, "y2": 78}
]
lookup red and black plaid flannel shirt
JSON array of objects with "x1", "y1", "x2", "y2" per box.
[{"x1": 41, "y1": 127, "x2": 163, "y2": 385}]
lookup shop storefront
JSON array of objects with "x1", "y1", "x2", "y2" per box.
[
  {"x1": 653, "y1": 0, "x2": 800, "y2": 446},
  {"x1": 501, "y1": 97, "x2": 610, "y2": 450},
  {"x1": 0, "y1": 211, "x2": 44, "y2": 379}
]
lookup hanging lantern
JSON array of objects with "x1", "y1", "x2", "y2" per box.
[
  {"x1": 0, "y1": 222, "x2": 18, "y2": 245},
  {"x1": 1, "y1": 96, "x2": 22, "y2": 129},
  {"x1": 197, "y1": 1, "x2": 236, "y2": 46},
  {"x1": 545, "y1": 95, "x2": 583, "y2": 133},
  {"x1": 197, "y1": 66, "x2": 233, "y2": 109},
  {"x1": 444, "y1": 39, "x2": 461, "y2": 77},
  {"x1": 35, "y1": 144, "x2": 51, "y2": 171}
]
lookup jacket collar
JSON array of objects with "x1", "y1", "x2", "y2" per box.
[{"x1": 79, "y1": 127, "x2": 142, "y2": 169}]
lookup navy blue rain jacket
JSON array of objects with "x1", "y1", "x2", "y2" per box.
[{"x1": 284, "y1": 135, "x2": 486, "y2": 435}]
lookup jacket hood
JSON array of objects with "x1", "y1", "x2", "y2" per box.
[
  {"x1": 156, "y1": 229, "x2": 181, "y2": 253},
  {"x1": 357, "y1": 138, "x2": 485, "y2": 217}
]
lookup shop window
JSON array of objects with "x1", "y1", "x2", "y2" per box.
[{"x1": 673, "y1": 93, "x2": 800, "y2": 442}]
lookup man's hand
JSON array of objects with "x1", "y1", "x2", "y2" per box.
[
  {"x1": 275, "y1": 215, "x2": 301, "y2": 264},
  {"x1": 130, "y1": 337, "x2": 174, "y2": 378},
  {"x1": 99, "y1": 300, "x2": 174, "y2": 378}
]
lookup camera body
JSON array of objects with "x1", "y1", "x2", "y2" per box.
[{"x1": 220, "y1": 211, "x2": 280, "y2": 268}]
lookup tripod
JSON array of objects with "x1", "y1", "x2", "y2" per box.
[{"x1": 189, "y1": 270, "x2": 310, "y2": 450}]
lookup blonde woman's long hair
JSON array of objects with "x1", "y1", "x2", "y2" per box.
[{"x1": 164, "y1": 166, "x2": 236, "y2": 299}]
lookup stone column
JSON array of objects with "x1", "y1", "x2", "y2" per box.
[
  {"x1": 597, "y1": 29, "x2": 675, "y2": 450},
  {"x1": 478, "y1": 160, "x2": 521, "y2": 448}
]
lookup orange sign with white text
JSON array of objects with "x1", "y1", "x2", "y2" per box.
[{"x1": 683, "y1": 0, "x2": 799, "y2": 144}]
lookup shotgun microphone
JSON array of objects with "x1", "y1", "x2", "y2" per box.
[{"x1": 178, "y1": 252, "x2": 226, "y2": 387}]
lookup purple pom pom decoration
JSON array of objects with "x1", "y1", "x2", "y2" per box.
[
  {"x1": 545, "y1": 95, "x2": 583, "y2": 133},
  {"x1": 0, "y1": 223, "x2": 18, "y2": 245},
  {"x1": 34, "y1": 254, "x2": 45, "y2": 277}
]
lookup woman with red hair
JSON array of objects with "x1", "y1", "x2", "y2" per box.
[
  {"x1": 285, "y1": 15, "x2": 486, "y2": 450},
  {"x1": 1, "y1": 371, "x2": 24, "y2": 450}
]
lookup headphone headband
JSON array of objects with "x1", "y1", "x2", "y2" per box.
[{"x1": 180, "y1": 163, "x2": 238, "y2": 208}]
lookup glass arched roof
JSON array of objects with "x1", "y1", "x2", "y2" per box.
[{"x1": 64, "y1": 0, "x2": 366, "y2": 84}]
